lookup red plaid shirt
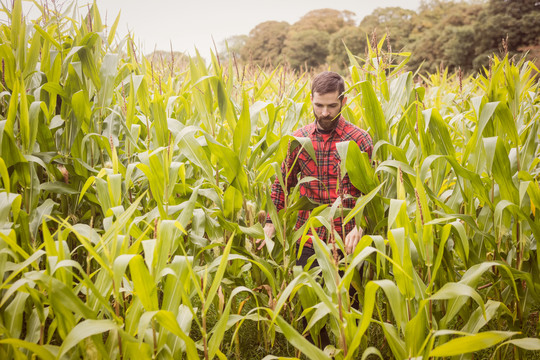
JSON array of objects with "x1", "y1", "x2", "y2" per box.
[{"x1": 269, "y1": 116, "x2": 373, "y2": 246}]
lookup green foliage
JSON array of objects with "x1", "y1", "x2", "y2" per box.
[
  {"x1": 240, "y1": 21, "x2": 290, "y2": 66},
  {"x1": 283, "y1": 30, "x2": 330, "y2": 70},
  {"x1": 235, "y1": 1, "x2": 540, "y2": 74},
  {"x1": 0, "y1": 1, "x2": 539, "y2": 360}
]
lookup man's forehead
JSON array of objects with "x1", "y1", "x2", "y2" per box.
[{"x1": 312, "y1": 91, "x2": 342, "y2": 102}]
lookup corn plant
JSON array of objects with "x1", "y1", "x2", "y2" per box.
[{"x1": 0, "y1": 1, "x2": 539, "y2": 359}]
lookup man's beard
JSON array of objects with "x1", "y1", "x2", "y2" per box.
[{"x1": 314, "y1": 106, "x2": 341, "y2": 131}]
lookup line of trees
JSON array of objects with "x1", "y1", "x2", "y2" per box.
[{"x1": 221, "y1": 0, "x2": 540, "y2": 73}]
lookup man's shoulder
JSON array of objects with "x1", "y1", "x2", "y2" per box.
[{"x1": 342, "y1": 120, "x2": 371, "y2": 141}]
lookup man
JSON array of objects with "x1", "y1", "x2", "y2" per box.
[
  {"x1": 257, "y1": 71, "x2": 373, "y2": 264},
  {"x1": 256, "y1": 71, "x2": 373, "y2": 348}
]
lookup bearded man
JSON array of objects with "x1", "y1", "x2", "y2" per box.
[
  {"x1": 256, "y1": 71, "x2": 373, "y2": 347},
  {"x1": 258, "y1": 71, "x2": 373, "y2": 262}
]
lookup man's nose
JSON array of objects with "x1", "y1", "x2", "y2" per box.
[{"x1": 322, "y1": 107, "x2": 329, "y2": 116}]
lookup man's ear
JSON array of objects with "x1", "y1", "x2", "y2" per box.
[{"x1": 342, "y1": 97, "x2": 347, "y2": 106}]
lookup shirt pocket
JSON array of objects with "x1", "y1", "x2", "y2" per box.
[
  {"x1": 329, "y1": 150, "x2": 341, "y2": 177},
  {"x1": 297, "y1": 151, "x2": 318, "y2": 198},
  {"x1": 298, "y1": 150, "x2": 317, "y2": 178}
]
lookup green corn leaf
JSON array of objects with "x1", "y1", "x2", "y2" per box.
[
  {"x1": 5, "y1": 75, "x2": 19, "y2": 138},
  {"x1": 150, "y1": 95, "x2": 169, "y2": 148},
  {"x1": 491, "y1": 136, "x2": 519, "y2": 203},
  {"x1": 215, "y1": 77, "x2": 230, "y2": 128},
  {"x1": 427, "y1": 108, "x2": 455, "y2": 157},
  {"x1": 429, "y1": 331, "x2": 518, "y2": 357},
  {"x1": 434, "y1": 283, "x2": 486, "y2": 326},
  {"x1": 78, "y1": 176, "x2": 96, "y2": 204},
  {"x1": 40, "y1": 181, "x2": 79, "y2": 195},
  {"x1": 203, "y1": 230, "x2": 235, "y2": 313},
  {"x1": 5, "y1": 291, "x2": 29, "y2": 338},
  {"x1": 205, "y1": 136, "x2": 242, "y2": 186},
  {"x1": 107, "y1": 11, "x2": 122, "y2": 46},
  {"x1": 208, "y1": 286, "x2": 254, "y2": 359},
  {"x1": 112, "y1": 254, "x2": 136, "y2": 297},
  {"x1": 415, "y1": 174, "x2": 433, "y2": 265},
  {"x1": 25, "y1": 271, "x2": 96, "y2": 320},
  {"x1": 153, "y1": 311, "x2": 199, "y2": 360},
  {"x1": 345, "y1": 140, "x2": 378, "y2": 194},
  {"x1": 0, "y1": 157, "x2": 10, "y2": 193},
  {"x1": 404, "y1": 307, "x2": 426, "y2": 357},
  {"x1": 347, "y1": 281, "x2": 378, "y2": 358},
  {"x1": 311, "y1": 231, "x2": 339, "y2": 295},
  {"x1": 177, "y1": 128, "x2": 214, "y2": 181},
  {"x1": 129, "y1": 255, "x2": 158, "y2": 311},
  {"x1": 57, "y1": 319, "x2": 118, "y2": 359},
  {"x1": 223, "y1": 186, "x2": 243, "y2": 220},
  {"x1": 274, "y1": 315, "x2": 331, "y2": 360},
  {"x1": 18, "y1": 77, "x2": 30, "y2": 153},
  {"x1": 464, "y1": 101, "x2": 499, "y2": 170},
  {"x1": 0, "y1": 192, "x2": 21, "y2": 224},
  {"x1": 378, "y1": 322, "x2": 407, "y2": 360},
  {"x1": 461, "y1": 300, "x2": 511, "y2": 334},
  {"x1": 385, "y1": 72, "x2": 413, "y2": 120},
  {"x1": 360, "y1": 347, "x2": 383, "y2": 360},
  {"x1": 494, "y1": 102, "x2": 519, "y2": 147},
  {"x1": 78, "y1": 45, "x2": 101, "y2": 89},
  {"x1": 161, "y1": 256, "x2": 193, "y2": 314},
  {"x1": 387, "y1": 228, "x2": 415, "y2": 299},
  {"x1": 233, "y1": 91, "x2": 251, "y2": 162},
  {"x1": 0, "y1": 249, "x2": 44, "y2": 288},
  {"x1": 344, "y1": 182, "x2": 385, "y2": 224},
  {"x1": 33, "y1": 24, "x2": 62, "y2": 50},
  {"x1": 0, "y1": 339, "x2": 55, "y2": 360},
  {"x1": 24, "y1": 30, "x2": 41, "y2": 79},
  {"x1": 428, "y1": 223, "x2": 451, "y2": 291},
  {"x1": 359, "y1": 80, "x2": 388, "y2": 144},
  {"x1": 153, "y1": 220, "x2": 180, "y2": 277},
  {"x1": 497, "y1": 337, "x2": 540, "y2": 351},
  {"x1": 10, "y1": 0, "x2": 22, "y2": 57}
]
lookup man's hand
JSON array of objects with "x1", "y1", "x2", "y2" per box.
[
  {"x1": 256, "y1": 223, "x2": 276, "y2": 250},
  {"x1": 344, "y1": 226, "x2": 363, "y2": 254}
]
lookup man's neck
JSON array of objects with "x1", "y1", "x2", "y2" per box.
[{"x1": 316, "y1": 127, "x2": 334, "y2": 134}]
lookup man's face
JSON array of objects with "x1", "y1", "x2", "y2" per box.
[{"x1": 311, "y1": 91, "x2": 346, "y2": 131}]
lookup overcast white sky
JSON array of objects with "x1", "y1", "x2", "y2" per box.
[{"x1": 11, "y1": 0, "x2": 422, "y2": 58}]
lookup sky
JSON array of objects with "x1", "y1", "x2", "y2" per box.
[{"x1": 10, "y1": 0, "x2": 422, "y2": 58}]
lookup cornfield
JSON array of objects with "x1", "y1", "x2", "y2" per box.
[{"x1": 0, "y1": 1, "x2": 539, "y2": 359}]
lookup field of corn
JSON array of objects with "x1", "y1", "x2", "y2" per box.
[{"x1": 0, "y1": 1, "x2": 539, "y2": 359}]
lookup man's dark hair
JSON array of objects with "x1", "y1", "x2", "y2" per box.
[{"x1": 311, "y1": 71, "x2": 345, "y2": 99}]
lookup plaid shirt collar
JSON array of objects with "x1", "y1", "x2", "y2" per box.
[{"x1": 307, "y1": 116, "x2": 347, "y2": 138}]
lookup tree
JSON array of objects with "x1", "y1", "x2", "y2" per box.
[
  {"x1": 219, "y1": 35, "x2": 248, "y2": 63},
  {"x1": 240, "y1": 21, "x2": 290, "y2": 66},
  {"x1": 408, "y1": 1, "x2": 483, "y2": 73},
  {"x1": 328, "y1": 26, "x2": 368, "y2": 69},
  {"x1": 442, "y1": 25, "x2": 477, "y2": 70},
  {"x1": 282, "y1": 9, "x2": 356, "y2": 70},
  {"x1": 283, "y1": 30, "x2": 330, "y2": 70},
  {"x1": 359, "y1": 7, "x2": 417, "y2": 51},
  {"x1": 474, "y1": 0, "x2": 540, "y2": 68},
  {"x1": 290, "y1": 8, "x2": 356, "y2": 35}
]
